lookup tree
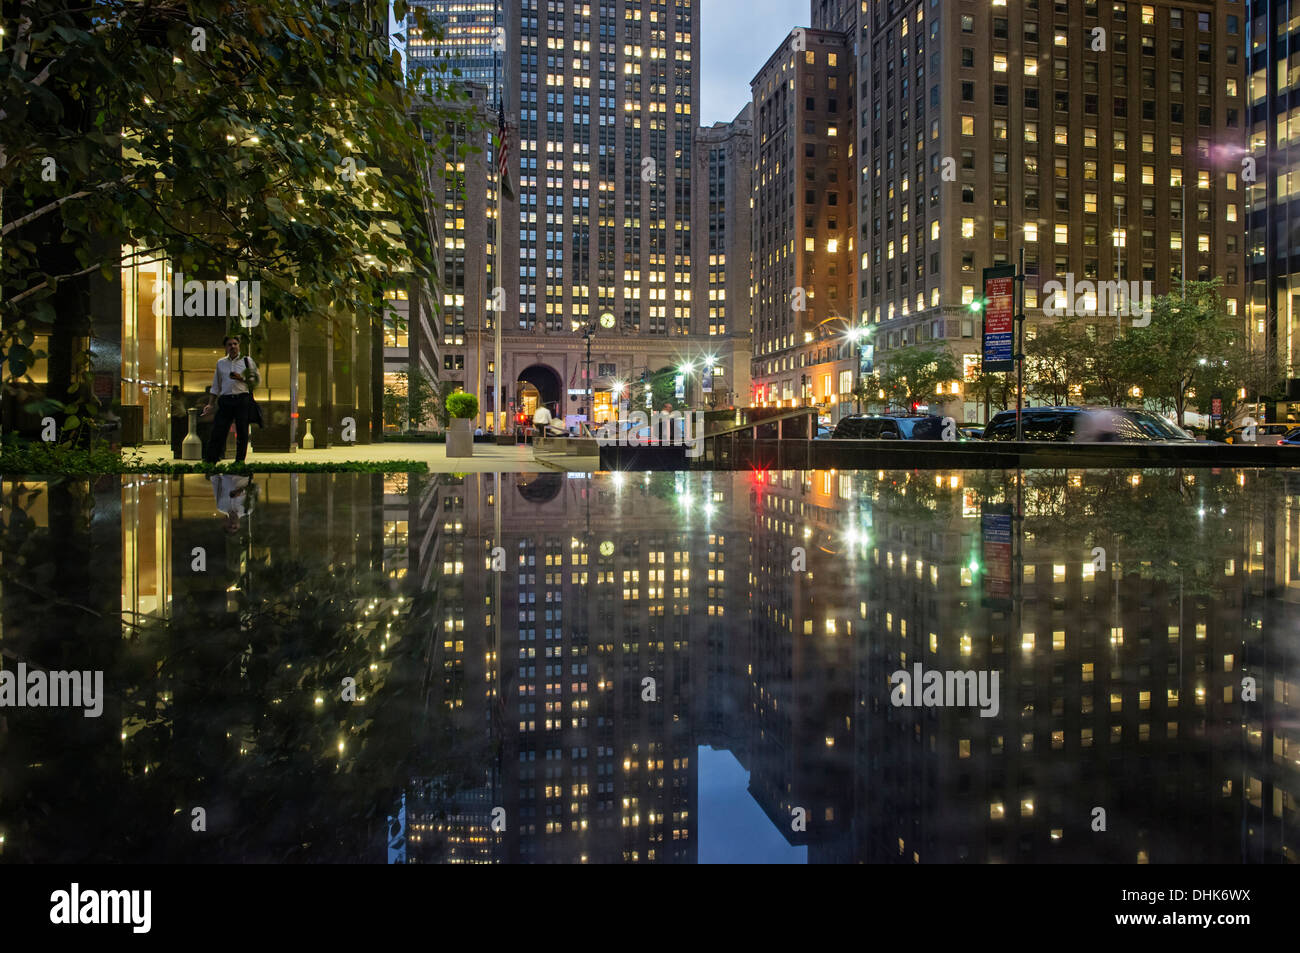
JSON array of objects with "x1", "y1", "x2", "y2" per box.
[
  {"x1": 1078, "y1": 321, "x2": 1137, "y2": 408},
  {"x1": 431, "y1": 380, "x2": 460, "y2": 431},
  {"x1": 1196, "y1": 335, "x2": 1286, "y2": 425},
  {"x1": 406, "y1": 367, "x2": 437, "y2": 430},
  {"x1": 862, "y1": 344, "x2": 960, "y2": 412},
  {"x1": 1119, "y1": 279, "x2": 1238, "y2": 426},
  {"x1": 1025, "y1": 317, "x2": 1088, "y2": 406},
  {"x1": 1, "y1": 1, "x2": 479, "y2": 438},
  {"x1": 965, "y1": 358, "x2": 1016, "y2": 417}
]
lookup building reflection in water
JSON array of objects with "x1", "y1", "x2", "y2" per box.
[{"x1": 0, "y1": 467, "x2": 1297, "y2": 863}]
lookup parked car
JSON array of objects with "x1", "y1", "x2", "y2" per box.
[
  {"x1": 832, "y1": 414, "x2": 947, "y2": 440},
  {"x1": 957, "y1": 426, "x2": 985, "y2": 441},
  {"x1": 1225, "y1": 423, "x2": 1292, "y2": 445},
  {"x1": 1278, "y1": 428, "x2": 1300, "y2": 447},
  {"x1": 816, "y1": 424, "x2": 833, "y2": 439},
  {"x1": 982, "y1": 406, "x2": 1198, "y2": 443}
]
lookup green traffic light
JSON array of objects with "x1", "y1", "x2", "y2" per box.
[{"x1": 970, "y1": 300, "x2": 983, "y2": 312}]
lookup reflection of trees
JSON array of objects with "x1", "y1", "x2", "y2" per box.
[
  {"x1": 1021, "y1": 468, "x2": 1255, "y2": 589},
  {"x1": 0, "y1": 479, "x2": 461, "y2": 862}
]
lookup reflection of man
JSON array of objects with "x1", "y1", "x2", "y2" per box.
[
  {"x1": 532, "y1": 402, "x2": 553, "y2": 447},
  {"x1": 211, "y1": 473, "x2": 251, "y2": 535},
  {"x1": 201, "y1": 335, "x2": 258, "y2": 463}
]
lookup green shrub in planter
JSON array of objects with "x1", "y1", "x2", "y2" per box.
[{"x1": 446, "y1": 392, "x2": 479, "y2": 420}]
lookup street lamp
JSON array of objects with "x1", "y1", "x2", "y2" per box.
[
  {"x1": 572, "y1": 317, "x2": 596, "y2": 421},
  {"x1": 845, "y1": 325, "x2": 872, "y2": 413}
]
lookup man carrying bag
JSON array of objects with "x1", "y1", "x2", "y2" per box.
[{"x1": 201, "y1": 335, "x2": 261, "y2": 463}]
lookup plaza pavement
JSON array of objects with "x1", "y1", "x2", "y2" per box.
[{"x1": 133, "y1": 439, "x2": 601, "y2": 473}]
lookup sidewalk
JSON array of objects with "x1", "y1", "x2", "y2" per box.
[{"x1": 134, "y1": 440, "x2": 601, "y2": 473}]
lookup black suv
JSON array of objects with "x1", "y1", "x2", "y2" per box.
[
  {"x1": 832, "y1": 414, "x2": 947, "y2": 440},
  {"x1": 983, "y1": 406, "x2": 1197, "y2": 442}
]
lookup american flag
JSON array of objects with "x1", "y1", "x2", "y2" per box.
[{"x1": 497, "y1": 103, "x2": 514, "y2": 201}]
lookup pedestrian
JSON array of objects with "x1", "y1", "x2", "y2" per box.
[
  {"x1": 532, "y1": 401, "x2": 553, "y2": 448},
  {"x1": 201, "y1": 335, "x2": 259, "y2": 463}
]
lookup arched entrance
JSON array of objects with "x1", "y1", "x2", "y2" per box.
[{"x1": 516, "y1": 364, "x2": 563, "y2": 421}]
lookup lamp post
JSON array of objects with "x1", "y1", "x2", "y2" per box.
[
  {"x1": 846, "y1": 325, "x2": 871, "y2": 414},
  {"x1": 572, "y1": 317, "x2": 596, "y2": 422}
]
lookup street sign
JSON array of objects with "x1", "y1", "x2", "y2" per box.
[
  {"x1": 1211, "y1": 397, "x2": 1222, "y2": 418},
  {"x1": 702, "y1": 365, "x2": 713, "y2": 394},
  {"x1": 674, "y1": 374, "x2": 685, "y2": 400},
  {"x1": 981, "y1": 505, "x2": 1014, "y2": 610},
  {"x1": 982, "y1": 265, "x2": 1017, "y2": 373}
]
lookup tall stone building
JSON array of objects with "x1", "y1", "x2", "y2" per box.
[
  {"x1": 693, "y1": 103, "x2": 754, "y2": 408},
  {"x1": 485, "y1": 0, "x2": 745, "y2": 428},
  {"x1": 851, "y1": 0, "x2": 1247, "y2": 423},
  {"x1": 749, "y1": 27, "x2": 859, "y2": 417}
]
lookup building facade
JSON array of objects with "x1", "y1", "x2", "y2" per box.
[
  {"x1": 1246, "y1": 0, "x2": 1300, "y2": 412},
  {"x1": 854, "y1": 0, "x2": 1247, "y2": 423},
  {"x1": 749, "y1": 27, "x2": 860, "y2": 420},
  {"x1": 692, "y1": 104, "x2": 755, "y2": 409}
]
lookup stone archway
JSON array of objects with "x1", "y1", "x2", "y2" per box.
[{"x1": 516, "y1": 363, "x2": 564, "y2": 419}]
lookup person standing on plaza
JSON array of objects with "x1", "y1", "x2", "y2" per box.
[
  {"x1": 201, "y1": 335, "x2": 259, "y2": 463},
  {"x1": 532, "y1": 401, "x2": 553, "y2": 448}
]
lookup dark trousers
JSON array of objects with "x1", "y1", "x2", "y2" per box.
[
  {"x1": 170, "y1": 416, "x2": 187, "y2": 459},
  {"x1": 205, "y1": 394, "x2": 252, "y2": 463}
]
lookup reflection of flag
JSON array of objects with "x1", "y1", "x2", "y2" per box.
[
  {"x1": 569, "y1": 365, "x2": 577, "y2": 388},
  {"x1": 497, "y1": 104, "x2": 514, "y2": 202}
]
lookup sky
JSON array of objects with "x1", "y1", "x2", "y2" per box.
[
  {"x1": 700, "y1": 0, "x2": 807, "y2": 126},
  {"x1": 697, "y1": 746, "x2": 808, "y2": 863}
]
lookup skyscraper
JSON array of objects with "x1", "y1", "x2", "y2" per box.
[
  {"x1": 492, "y1": 0, "x2": 732, "y2": 427},
  {"x1": 408, "y1": 0, "x2": 505, "y2": 103},
  {"x1": 852, "y1": 0, "x2": 1246, "y2": 424},
  {"x1": 693, "y1": 103, "x2": 754, "y2": 408},
  {"x1": 1246, "y1": 0, "x2": 1300, "y2": 411}
]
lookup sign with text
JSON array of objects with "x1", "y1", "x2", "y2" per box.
[
  {"x1": 981, "y1": 504, "x2": 1014, "y2": 610},
  {"x1": 982, "y1": 265, "x2": 1017, "y2": 373}
]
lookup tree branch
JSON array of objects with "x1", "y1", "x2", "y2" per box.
[{"x1": 1, "y1": 173, "x2": 141, "y2": 238}]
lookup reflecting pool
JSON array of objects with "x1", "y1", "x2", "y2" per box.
[{"x1": 1, "y1": 467, "x2": 1297, "y2": 863}]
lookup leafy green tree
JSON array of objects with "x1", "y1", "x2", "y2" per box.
[
  {"x1": 965, "y1": 358, "x2": 1016, "y2": 418},
  {"x1": 1078, "y1": 321, "x2": 1137, "y2": 408},
  {"x1": 1025, "y1": 317, "x2": 1089, "y2": 406},
  {"x1": 428, "y1": 381, "x2": 451, "y2": 430},
  {"x1": 1118, "y1": 279, "x2": 1239, "y2": 426},
  {"x1": 862, "y1": 344, "x2": 960, "y2": 412},
  {"x1": 1, "y1": 1, "x2": 479, "y2": 438},
  {"x1": 406, "y1": 367, "x2": 438, "y2": 429}
]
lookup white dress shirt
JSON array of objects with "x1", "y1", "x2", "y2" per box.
[{"x1": 211, "y1": 356, "x2": 257, "y2": 397}]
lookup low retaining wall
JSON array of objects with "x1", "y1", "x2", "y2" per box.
[{"x1": 598, "y1": 438, "x2": 1300, "y2": 471}]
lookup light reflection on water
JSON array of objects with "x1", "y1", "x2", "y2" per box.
[{"x1": 1, "y1": 467, "x2": 1298, "y2": 864}]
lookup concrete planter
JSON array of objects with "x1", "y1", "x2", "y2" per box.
[{"x1": 446, "y1": 417, "x2": 474, "y2": 457}]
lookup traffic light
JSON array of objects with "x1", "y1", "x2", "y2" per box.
[{"x1": 969, "y1": 299, "x2": 984, "y2": 313}]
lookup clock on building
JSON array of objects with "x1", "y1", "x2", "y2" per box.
[{"x1": 599, "y1": 312, "x2": 615, "y2": 329}]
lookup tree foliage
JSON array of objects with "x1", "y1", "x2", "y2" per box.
[
  {"x1": 1, "y1": 0, "x2": 480, "y2": 433},
  {"x1": 862, "y1": 343, "x2": 960, "y2": 411}
]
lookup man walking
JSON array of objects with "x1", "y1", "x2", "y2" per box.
[{"x1": 201, "y1": 335, "x2": 258, "y2": 463}]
